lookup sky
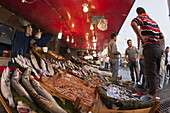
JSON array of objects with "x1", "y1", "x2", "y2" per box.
[{"x1": 117, "y1": 0, "x2": 170, "y2": 55}]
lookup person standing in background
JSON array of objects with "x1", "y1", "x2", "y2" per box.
[
  {"x1": 138, "y1": 38, "x2": 146, "y2": 88},
  {"x1": 108, "y1": 32, "x2": 121, "y2": 80},
  {"x1": 131, "y1": 7, "x2": 163, "y2": 100},
  {"x1": 165, "y1": 47, "x2": 170, "y2": 77},
  {"x1": 158, "y1": 36, "x2": 165, "y2": 90},
  {"x1": 125, "y1": 39, "x2": 140, "y2": 84}
]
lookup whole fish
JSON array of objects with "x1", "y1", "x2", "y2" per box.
[
  {"x1": 1, "y1": 67, "x2": 15, "y2": 108},
  {"x1": 30, "y1": 54, "x2": 41, "y2": 71},
  {"x1": 21, "y1": 68, "x2": 37, "y2": 94},
  {"x1": 47, "y1": 62, "x2": 54, "y2": 76},
  {"x1": 24, "y1": 58, "x2": 33, "y2": 68},
  {"x1": 24, "y1": 58, "x2": 40, "y2": 79},
  {"x1": 30, "y1": 78, "x2": 58, "y2": 105},
  {"x1": 40, "y1": 58, "x2": 47, "y2": 71},
  {"x1": 30, "y1": 93, "x2": 67, "y2": 113},
  {"x1": 11, "y1": 68, "x2": 32, "y2": 102}
]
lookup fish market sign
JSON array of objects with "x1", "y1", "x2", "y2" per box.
[{"x1": 0, "y1": 23, "x2": 13, "y2": 45}]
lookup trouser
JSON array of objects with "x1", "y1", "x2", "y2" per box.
[
  {"x1": 128, "y1": 61, "x2": 139, "y2": 82},
  {"x1": 167, "y1": 64, "x2": 170, "y2": 76},
  {"x1": 105, "y1": 62, "x2": 109, "y2": 69},
  {"x1": 109, "y1": 58, "x2": 119, "y2": 80},
  {"x1": 158, "y1": 57, "x2": 165, "y2": 89},
  {"x1": 139, "y1": 58, "x2": 146, "y2": 87},
  {"x1": 143, "y1": 44, "x2": 161, "y2": 95}
]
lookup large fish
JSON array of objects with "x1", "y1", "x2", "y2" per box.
[
  {"x1": 1, "y1": 67, "x2": 15, "y2": 108},
  {"x1": 30, "y1": 54, "x2": 41, "y2": 71},
  {"x1": 47, "y1": 62, "x2": 54, "y2": 76},
  {"x1": 21, "y1": 68, "x2": 37, "y2": 94},
  {"x1": 30, "y1": 77, "x2": 59, "y2": 106},
  {"x1": 11, "y1": 68, "x2": 32, "y2": 102},
  {"x1": 30, "y1": 93, "x2": 67, "y2": 113}
]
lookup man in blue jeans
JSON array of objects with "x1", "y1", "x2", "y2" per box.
[{"x1": 125, "y1": 39, "x2": 139, "y2": 84}]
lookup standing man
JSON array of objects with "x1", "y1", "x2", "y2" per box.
[
  {"x1": 158, "y1": 37, "x2": 165, "y2": 90},
  {"x1": 108, "y1": 32, "x2": 121, "y2": 80},
  {"x1": 125, "y1": 39, "x2": 139, "y2": 84},
  {"x1": 131, "y1": 7, "x2": 163, "y2": 100}
]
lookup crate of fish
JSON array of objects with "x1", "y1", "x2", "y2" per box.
[
  {"x1": 85, "y1": 75, "x2": 105, "y2": 88},
  {"x1": 98, "y1": 82, "x2": 154, "y2": 111},
  {"x1": 41, "y1": 73, "x2": 98, "y2": 112}
]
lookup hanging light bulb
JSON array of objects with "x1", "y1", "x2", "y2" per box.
[
  {"x1": 71, "y1": 37, "x2": 74, "y2": 43},
  {"x1": 58, "y1": 29, "x2": 62, "y2": 39},
  {"x1": 66, "y1": 35, "x2": 69, "y2": 42},
  {"x1": 82, "y1": 3, "x2": 89, "y2": 13},
  {"x1": 90, "y1": 24, "x2": 94, "y2": 30}
]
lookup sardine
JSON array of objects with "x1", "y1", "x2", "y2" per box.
[
  {"x1": 30, "y1": 78, "x2": 58, "y2": 105},
  {"x1": 21, "y1": 68, "x2": 37, "y2": 94},
  {"x1": 47, "y1": 62, "x2": 54, "y2": 76},
  {"x1": 30, "y1": 93, "x2": 67, "y2": 113},
  {"x1": 11, "y1": 68, "x2": 32, "y2": 102},
  {"x1": 30, "y1": 54, "x2": 41, "y2": 71},
  {"x1": 1, "y1": 67, "x2": 15, "y2": 108}
]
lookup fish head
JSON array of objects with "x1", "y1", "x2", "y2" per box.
[
  {"x1": 17, "y1": 100, "x2": 31, "y2": 113},
  {"x1": 12, "y1": 68, "x2": 20, "y2": 80},
  {"x1": 2, "y1": 67, "x2": 11, "y2": 87},
  {"x1": 23, "y1": 68, "x2": 31, "y2": 80}
]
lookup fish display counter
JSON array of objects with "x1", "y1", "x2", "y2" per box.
[{"x1": 0, "y1": 47, "x2": 160, "y2": 113}]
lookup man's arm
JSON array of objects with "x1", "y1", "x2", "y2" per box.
[
  {"x1": 125, "y1": 54, "x2": 128, "y2": 62},
  {"x1": 131, "y1": 22, "x2": 144, "y2": 43}
]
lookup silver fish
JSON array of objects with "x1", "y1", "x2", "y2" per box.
[
  {"x1": 30, "y1": 54, "x2": 41, "y2": 71},
  {"x1": 40, "y1": 58, "x2": 47, "y2": 71},
  {"x1": 30, "y1": 93, "x2": 67, "y2": 113},
  {"x1": 1, "y1": 67, "x2": 15, "y2": 108},
  {"x1": 30, "y1": 78, "x2": 59, "y2": 106},
  {"x1": 21, "y1": 68, "x2": 37, "y2": 94},
  {"x1": 47, "y1": 62, "x2": 54, "y2": 76},
  {"x1": 11, "y1": 68, "x2": 32, "y2": 102}
]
